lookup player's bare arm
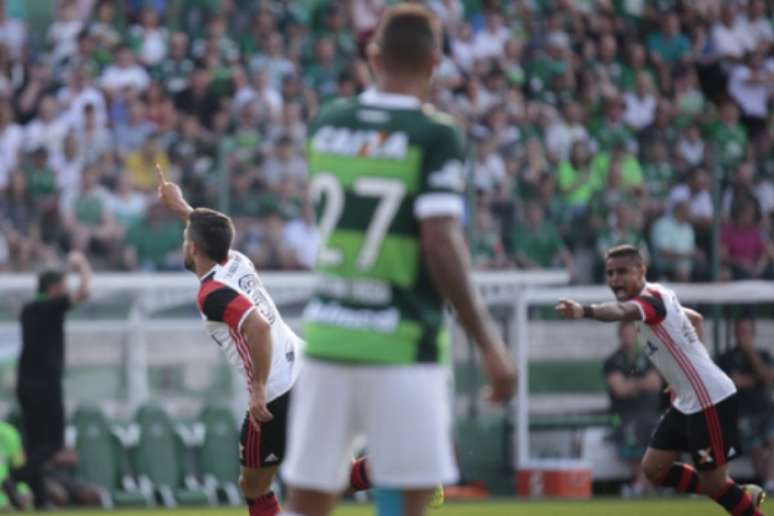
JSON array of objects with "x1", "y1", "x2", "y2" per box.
[
  {"x1": 68, "y1": 251, "x2": 92, "y2": 305},
  {"x1": 241, "y1": 309, "x2": 274, "y2": 425},
  {"x1": 555, "y1": 299, "x2": 643, "y2": 322},
  {"x1": 637, "y1": 369, "x2": 663, "y2": 392},
  {"x1": 606, "y1": 371, "x2": 640, "y2": 398},
  {"x1": 155, "y1": 164, "x2": 193, "y2": 220},
  {"x1": 420, "y1": 215, "x2": 516, "y2": 402},
  {"x1": 683, "y1": 308, "x2": 705, "y2": 342}
]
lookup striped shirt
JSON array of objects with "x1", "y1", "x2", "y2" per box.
[
  {"x1": 633, "y1": 282, "x2": 736, "y2": 415},
  {"x1": 196, "y1": 251, "x2": 300, "y2": 403}
]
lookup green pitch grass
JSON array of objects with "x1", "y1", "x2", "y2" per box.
[{"x1": 28, "y1": 498, "x2": 765, "y2": 515}]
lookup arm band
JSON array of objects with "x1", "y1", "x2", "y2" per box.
[{"x1": 582, "y1": 305, "x2": 594, "y2": 319}]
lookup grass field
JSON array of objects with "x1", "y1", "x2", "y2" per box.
[{"x1": 28, "y1": 498, "x2": 765, "y2": 515}]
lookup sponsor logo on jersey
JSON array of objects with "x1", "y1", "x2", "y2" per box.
[
  {"x1": 313, "y1": 126, "x2": 408, "y2": 159},
  {"x1": 264, "y1": 453, "x2": 279, "y2": 463},
  {"x1": 239, "y1": 274, "x2": 277, "y2": 324},
  {"x1": 304, "y1": 299, "x2": 400, "y2": 333},
  {"x1": 697, "y1": 447, "x2": 714, "y2": 464}
]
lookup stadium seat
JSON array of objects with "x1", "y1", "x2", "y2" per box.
[
  {"x1": 199, "y1": 404, "x2": 241, "y2": 506},
  {"x1": 71, "y1": 406, "x2": 151, "y2": 508},
  {"x1": 132, "y1": 404, "x2": 211, "y2": 507}
]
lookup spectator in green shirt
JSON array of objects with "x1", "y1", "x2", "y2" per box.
[
  {"x1": 60, "y1": 165, "x2": 121, "y2": 259},
  {"x1": 123, "y1": 202, "x2": 183, "y2": 270},
  {"x1": 510, "y1": 200, "x2": 575, "y2": 278},
  {"x1": 708, "y1": 101, "x2": 749, "y2": 172},
  {"x1": 558, "y1": 140, "x2": 602, "y2": 212},
  {"x1": 471, "y1": 207, "x2": 507, "y2": 269}
]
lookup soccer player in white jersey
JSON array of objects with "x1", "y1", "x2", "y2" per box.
[
  {"x1": 155, "y1": 167, "x2": 373, "y2": 516},
  {"x1": 556, "y1": 244, "x2": 765, "y2": 516}
]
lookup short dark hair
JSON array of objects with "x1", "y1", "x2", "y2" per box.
[
  {"x1": 605, "y1": 244, "x2": 643, "y2": 265},
  {"x1": 37, "y1": 269, "x2": 64, "y2": 294},
  {"x1": 188, "y1": 208, "x2": 234, "y2": 263},
  {"x1": 373, "y1": 4, "x2": 440, "y2": 76}
]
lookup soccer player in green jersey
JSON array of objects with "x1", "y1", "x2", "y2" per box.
[{"x1": 280, "y1": 5, "x2": 516, "y2": 516}]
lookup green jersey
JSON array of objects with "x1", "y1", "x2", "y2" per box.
[{"x1": 303, "y1": 89, "x2": 466, "y2": 365}]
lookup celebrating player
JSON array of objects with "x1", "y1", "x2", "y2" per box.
[
  {"x1": 155, "y1": 167, "x2": 372, "y2": 516},
  {"x1": 556, "y1": 244, "x2": 765, "y2": 516},
  {"x1": 280, "y1": 5, "x2": 516, "y2": 516}
]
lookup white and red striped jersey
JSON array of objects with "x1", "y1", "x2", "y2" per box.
[
  {"x1": 196, "y1": 251, "x2": 300, "y2": 403},
  {"x1": 631, "y1": 282, "x2": 736, "y2": 414}
]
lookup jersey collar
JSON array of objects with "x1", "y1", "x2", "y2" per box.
[
  {"x1": 200, "y1": 266, "x2": 217, "y2": 283},
  {"x1": 359, "y1": 88, "x2": 421, "y2": 110}
]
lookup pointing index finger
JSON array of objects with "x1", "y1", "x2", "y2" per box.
[{"x1": 155, "y1": 163, "x2": 167, "y2": 185}]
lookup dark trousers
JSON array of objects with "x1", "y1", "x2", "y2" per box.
[{"x1": 14, "y1": 384, "x2": 65, "y2": 507}]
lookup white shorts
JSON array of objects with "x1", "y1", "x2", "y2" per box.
[{"x1": 280, "y1": 359, "x2": 458, "y2": 492}]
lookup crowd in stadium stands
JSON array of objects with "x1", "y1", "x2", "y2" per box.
[{"x1": 0, "y1": 0, "x2": 771, "y2": 283}]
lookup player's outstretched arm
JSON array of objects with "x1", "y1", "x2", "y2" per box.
[
  {"x1": 155, "y1": 164, "x2": 193, "y2": 220},
  {"x1": 241, "y1": 309, "x2": 274, "y2": 425},
  {"x1": 68, "y1": 251, "x2": 92, "y2": 305},
  {"x1": 555, "y1": 299, "x2": 643, "y2": 322},
  {"x1": 420, "y1": 216, "x2": 516, "y2": 403}
]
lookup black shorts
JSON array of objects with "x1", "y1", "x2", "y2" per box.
[
  {"x1": 240, "y1": 389, "x2": 290, "y2": 469},
  {"x1": 650, "y1": 394, "x2": 741, "y2": 471}
]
